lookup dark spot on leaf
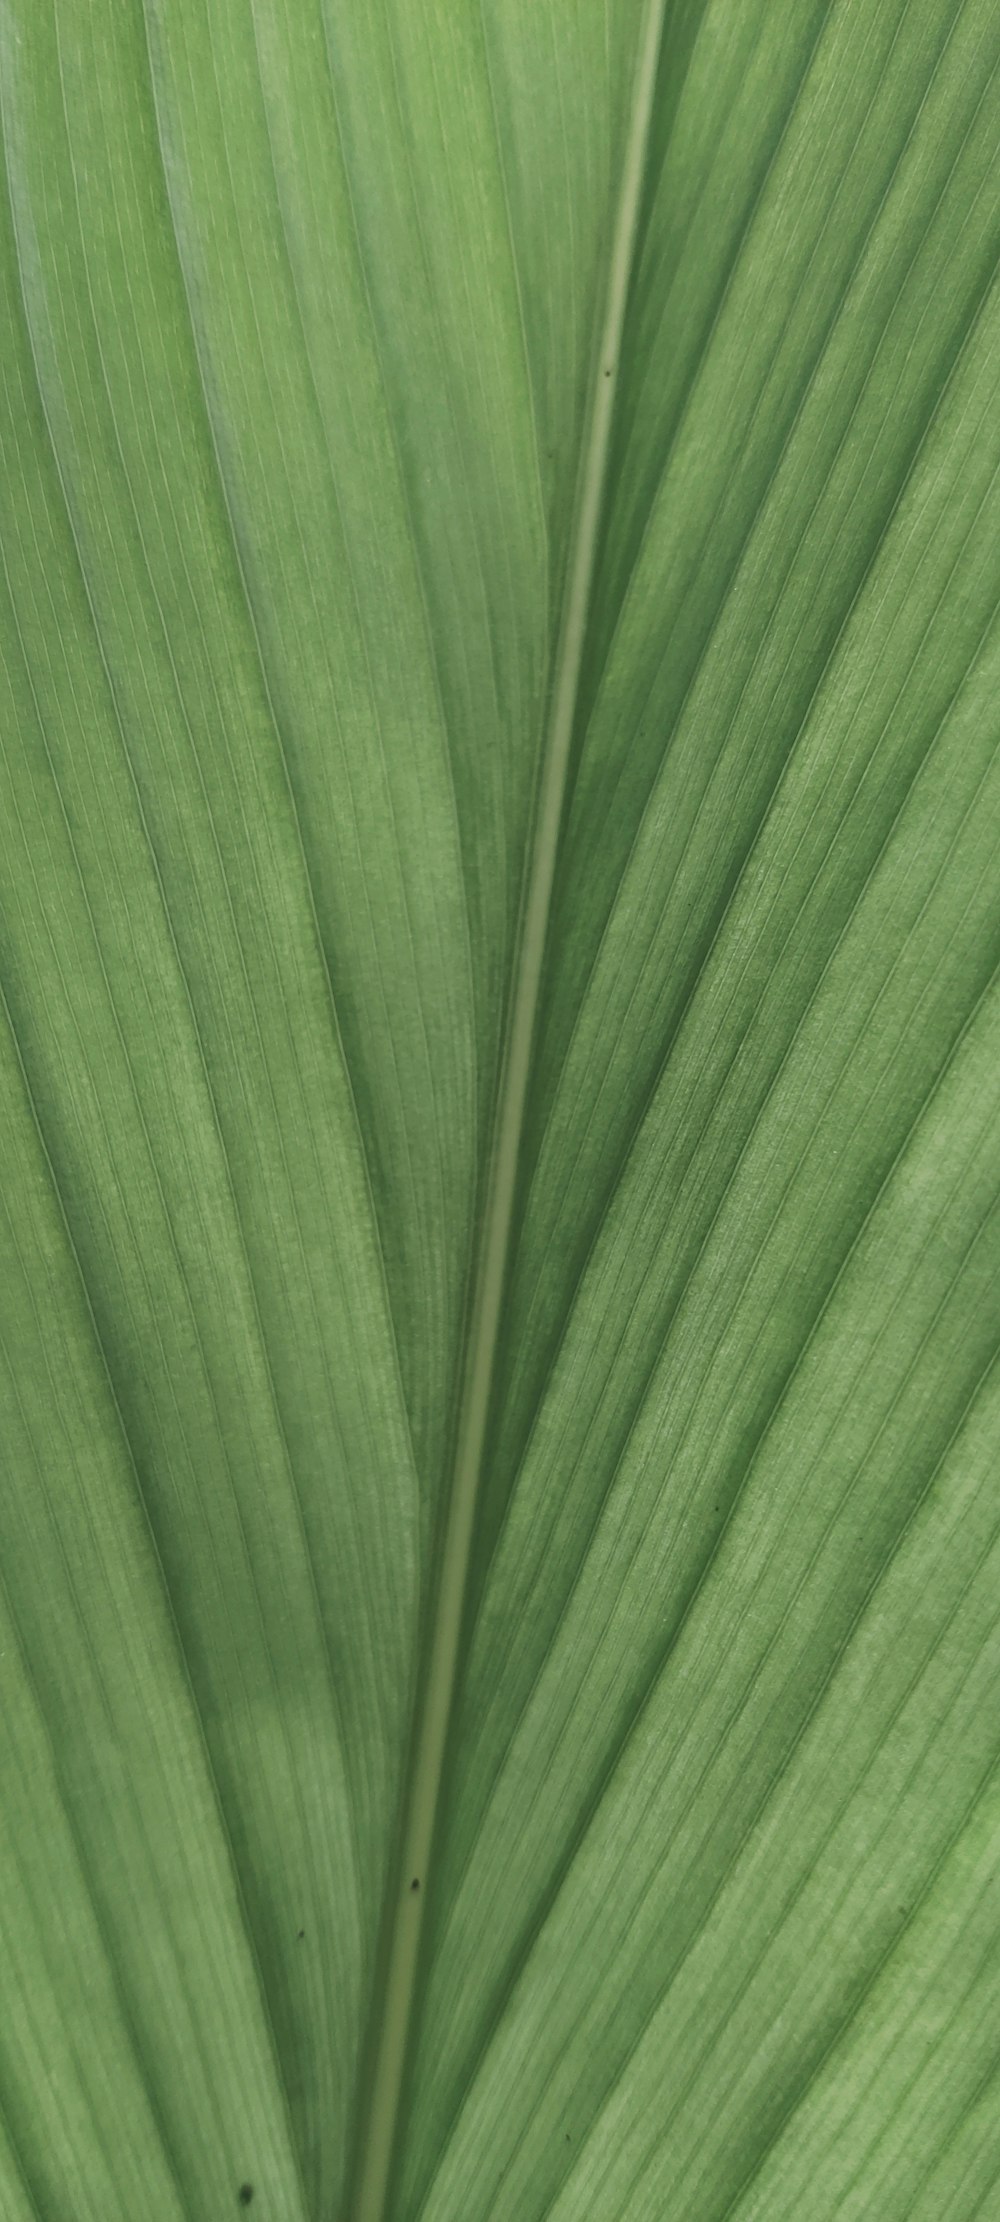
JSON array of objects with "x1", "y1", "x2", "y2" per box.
[
  {"x1": 410, "y1": 1877, "x2": 420, "y2": 1892},
  {"x1": 238, "y1": 2188, "x2": 254, "y2": 2207},
  {"x1": 296, "y1": 1929, "x2": 305, "y2": 1940}
]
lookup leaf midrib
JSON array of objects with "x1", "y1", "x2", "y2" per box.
[{"x1": 347, "y1": 9, "x2": 667, "y2": 2216}]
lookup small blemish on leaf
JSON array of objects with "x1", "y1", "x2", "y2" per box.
[
  {"x1": 410, "y1": 1877, "x2": 420, "y2": 1893},
  {"x1": 238, "y1": 2187, "x2": 254, "y2": 2207},
  {"x1": 296, "y1": 1929, "x2": 305, "y2": 1940}
]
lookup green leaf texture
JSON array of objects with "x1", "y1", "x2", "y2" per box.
[{"x1": 2, "y1": 1, "x2": 1000, "y2": 2217}]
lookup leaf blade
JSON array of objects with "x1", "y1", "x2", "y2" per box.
[{"x1": 2, "y1": 2, "x2": 1000, "y2": 2218}]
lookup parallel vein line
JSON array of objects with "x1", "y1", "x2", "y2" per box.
[{"x1": 0, "y1": 58, "x2": 312, "y2": 2206}]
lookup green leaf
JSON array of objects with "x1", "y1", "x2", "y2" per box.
[{"x1": 2, "y1": 1, "x2": 1000, "y2": 2217}]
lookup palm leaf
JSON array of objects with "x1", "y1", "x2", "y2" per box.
[{"x1": 3, "y1": 1, "x2": 1000, "y2": 2216}]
